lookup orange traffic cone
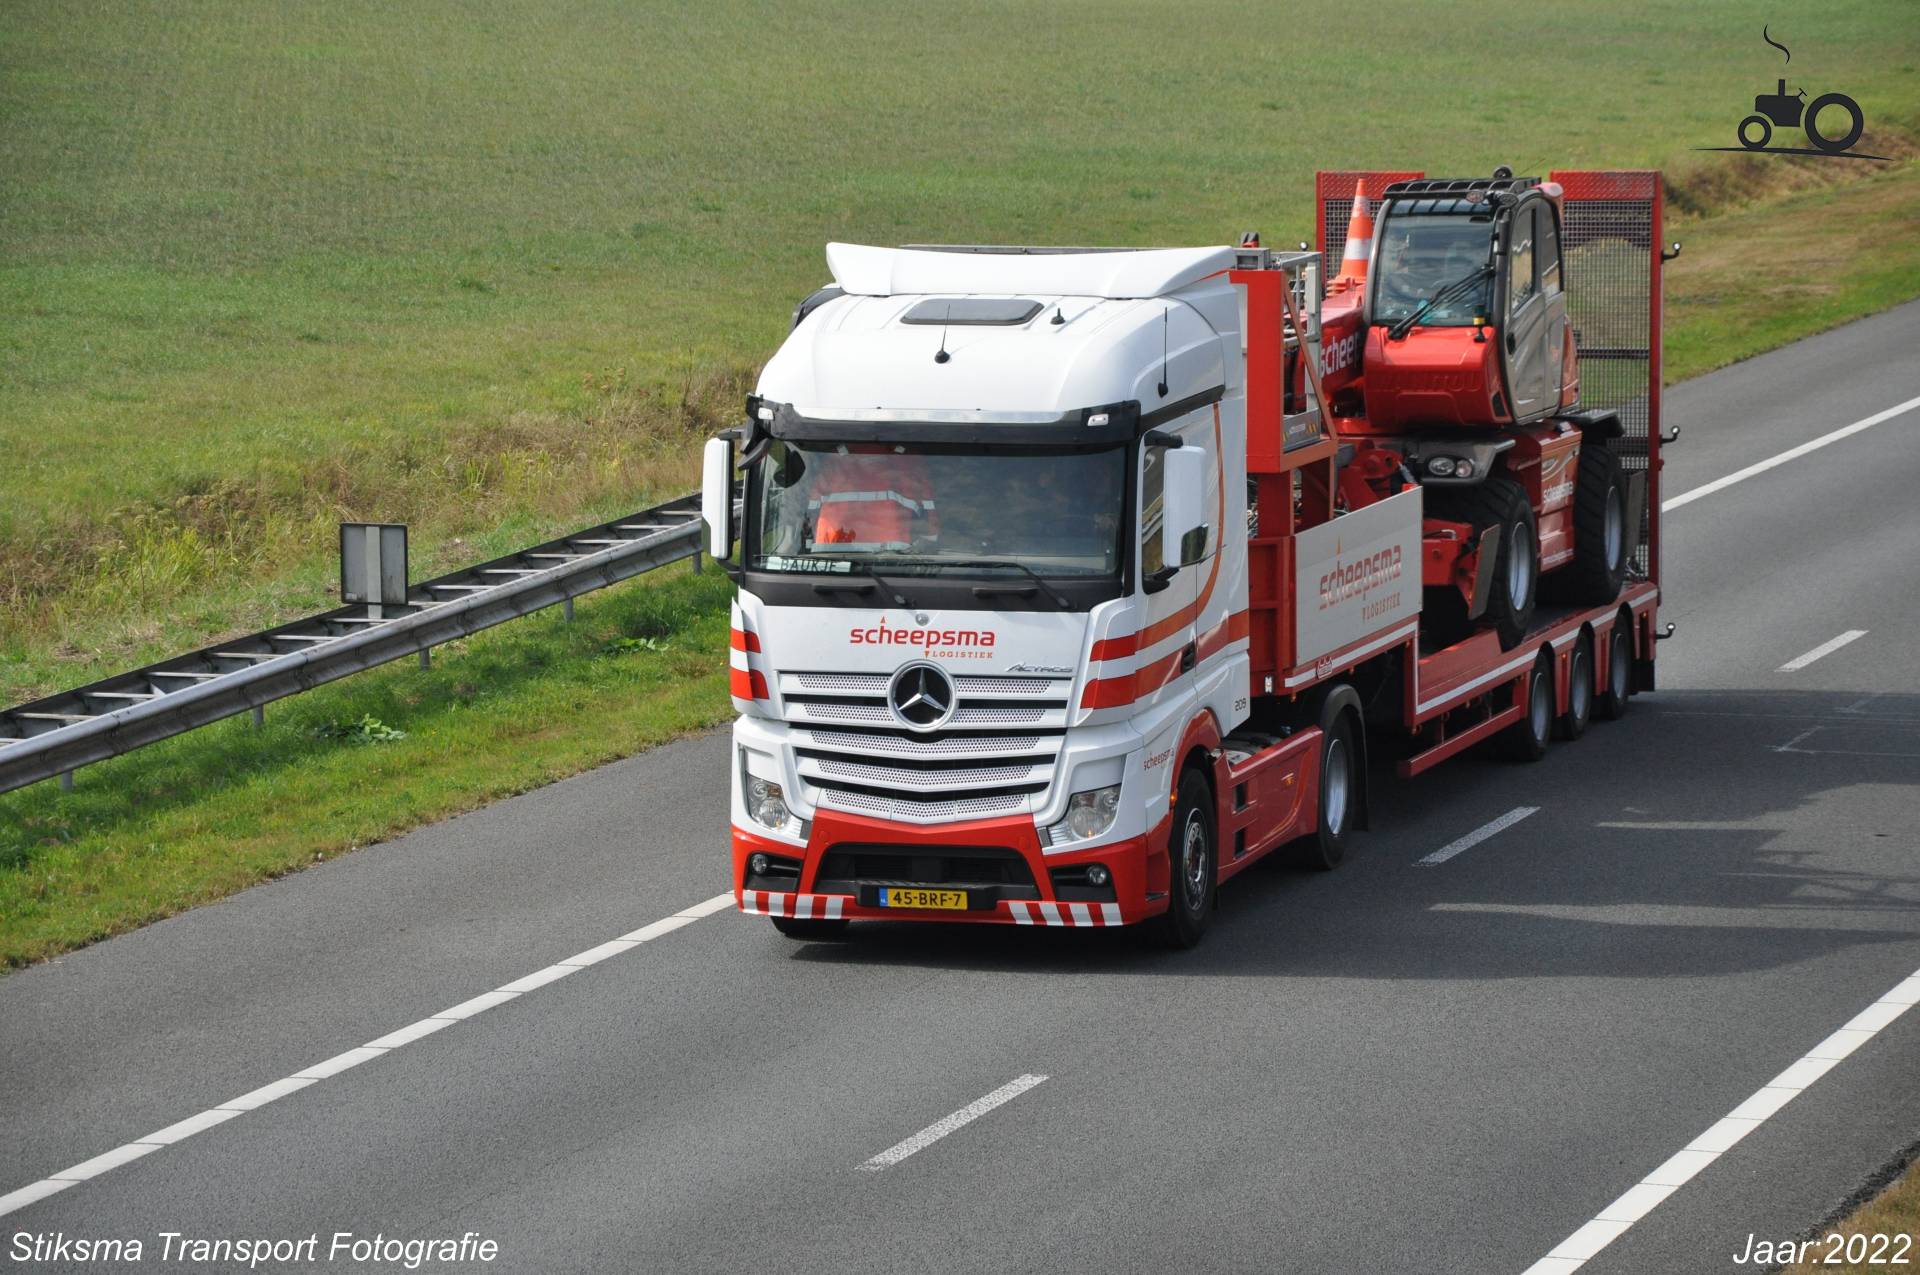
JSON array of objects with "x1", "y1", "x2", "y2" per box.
[{"x1": 1330, "y1": 179, "x2": 1374, "y2": 293}]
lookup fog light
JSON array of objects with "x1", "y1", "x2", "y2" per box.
[
  {"x1": 1427, "y1": 456, "x2": 1456, "y2": 477},
  {"x1": 748, "y1": 852, "x2": 770, "y2": 877},
  {"x1": 1086, "y1": 864, "x2": 1111, "y2": 887},
  {"x1": 1454, "y1": 459, "x2": 1475, "y2": 478}
]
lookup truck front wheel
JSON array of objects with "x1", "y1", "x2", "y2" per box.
[{"x1": 1152, "y1": 770, "x2": 1216, "y2": 949}]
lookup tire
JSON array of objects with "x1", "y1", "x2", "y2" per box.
[
  {"x1": 770, "y1": 916, "x2": 850, "y2": 941},
  {"x1": 1805, "y1": 93, "x2": 1864, "y2": 153},
  {"x1": 1152, "y1": 770, "x2": 1216, "y2": 949},
  {"x1": 1499, "y1": 649, "x2": 1554, "y2": 762},
  {"x1": 1595, "y1": 617, "x2": 1632, "y2": 721},
  {"x1": 1559, "y1": 635, "x2": 1594, "y2": 741},
  {"x1": 1426, "y1": 476, "x2": 1538, "y2": 650},
  {"x1": 1564, "y1": 442, "x2": 1629, "y2": 604},
  {"x1": 1738, "y1": 114, "x2": 1772, "y2": 150},
  {"x1": 1294, "y1": 712, "x2": 1356, "y2": 870}
]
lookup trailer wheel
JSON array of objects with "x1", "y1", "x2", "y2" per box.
[
  {"x1": 1294, "y1": 712, "x2": 1356, "y2": 870},
  {"x1": 1152, "y1": 770, "x2": 1215, "y2": 950},
  {"x1": 1427, "y1": 476, "x2": 1537, "y2": 649},
  {"x1": 1564, "y1": 442, "x2": 1628, "y2": 603},
  {"x1": 1499, "y1": 649, "x2": 1554, "y2": 762},
  {"x1": 771, "y1": 916, "x2": 850, "y2": 941},
  {"x1": 1595, "y1": 618, "x2": 1632, "y2": 721},
  {"x1": 1559, "y1": 634, "x2": 1594, "y2": 741}
]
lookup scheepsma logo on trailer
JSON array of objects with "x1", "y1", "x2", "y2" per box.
[{"x1": 1294, "y1": 487, "x2": 1424, "y2": 666}]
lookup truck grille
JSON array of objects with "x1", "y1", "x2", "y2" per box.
[{"x1": 779, "y1": 670, "x2": 1070, "y2": 822}]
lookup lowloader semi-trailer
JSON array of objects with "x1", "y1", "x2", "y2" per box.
[{"x1": 702, "y1": 168, "x2": 1667, "y2": 947}]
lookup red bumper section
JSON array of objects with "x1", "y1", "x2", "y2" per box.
[{"x1": 731, "y1": 806, "x2": 1170, "y2": 928}]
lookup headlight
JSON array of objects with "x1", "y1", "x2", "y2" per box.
[
  {"x1": 746, "y1": 776, "x2": 792, "y2": 830},
  {"x1": 1046, "y1": 784, "x2": 1122, "y2": 846},
  {"x1": 1427, "y1": 456, "x2": 1456, "y2": 477},
  {"x1": 1454, "y1": 458, "x2": 1475, "y2": 478}
]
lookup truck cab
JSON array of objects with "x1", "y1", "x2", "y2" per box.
[{"x1": 704, "y1": 243, "x2": 1252, "y2": 941}]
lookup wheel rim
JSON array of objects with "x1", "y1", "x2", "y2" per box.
[
  {"x1": 1571, "y1": 648, "x2": 1591, "y2": 720},
  {"x1": 1323, "y1": 737, "x2": 1350, "y2": 836},
  {"x1": 1531, "y1": 666, "x2": 1551, "y2": 739},
  {"x1": 1605, "y1": 489, "x2": 1625, "y2": 569},
  {"x1": 1508, "y1": 520, "x2": 1536, "y2": 610},
  {"x1": 1180, "y1": 811, "x2": 1208, "y2": 913}
]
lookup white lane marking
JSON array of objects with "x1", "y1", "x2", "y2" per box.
[
  {"x1": 1779, "y1": 630, "x2": 1867, "y2": 672},
  {"x1": 857, "y1": 1074, "x2": 1049, "y2": 1172},
  {"x1": 1662, "y1": 393, "x2": 1920, "y2": 512},
  {"x1": 1415, "y1": 807, "x2": 1540, "y2": 866},
  {"x1": 0, "y1": 890, "x2": 736, "y2": 1221},
  {"x1": 1521, "y1": 963, "x2": 1920, "y2": 1274}
]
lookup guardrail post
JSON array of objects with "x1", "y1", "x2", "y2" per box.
[
  {"x1": 693, "y1": 543, "x2": 703, "y2": 574},
  {"x1": 563, "y1": 597, "x2": 575, "y2": 623},
  {"x1": 60, "y1": 771, "x2": 74, "y2": 792},
  {"x1": 251, "y1": 705, "x2": 265, "y2": 729},
  {"x1": 419, "y1": 649, "x2": 431, "y2": 669}
]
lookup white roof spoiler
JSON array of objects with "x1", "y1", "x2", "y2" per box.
[{"x1": 825, "y1": 242, "x2": 1238, "y2": 300}]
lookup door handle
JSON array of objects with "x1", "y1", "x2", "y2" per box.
[{"x1": 1180, "y1": 643, "x2": 1197, "y2": 673}]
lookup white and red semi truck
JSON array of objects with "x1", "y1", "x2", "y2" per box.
[{"x1": 702, "y1": 169, "x2": 1668, "y2": 946}]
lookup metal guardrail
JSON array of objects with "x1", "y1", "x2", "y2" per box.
[{"x1": 0, "y1": 491, "x2": 712, "y2": 797}]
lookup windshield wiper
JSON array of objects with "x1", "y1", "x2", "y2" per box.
[
  {"x1": 811, "y1": 559, "x2": 922, "y2": 616},
  {"x1": 1387, "y1": 264, "x2": 1494, "y2": 341},
  {"x1": 922, "y1": 557, "x2": 1074, "y2": 609}
]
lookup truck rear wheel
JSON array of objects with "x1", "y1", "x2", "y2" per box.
[
  {"x1": 1559, "y1": 634, "x2": 1594, "y2": 741},
  {"x1": 1499, "y1": 648, "x2": 1555, "y2": 762},
  {"x1": 1294, "y1": 713, "x2": 1356, "y2": 870},
  {"x1": 771, "y1": 916, "x2": 850, "y2": 941},
  {"x1": 1564, "y1": 442, "x2": 1629, "y2": 603},
  {"x1": 1152, "y1": 770, "x2": 1215, "y2": 949},
  {"x1": 1595, "y1": 618, "x2": 1632, "y2": 721},
  {"x1": 1427, "y1": 476, "x2": 1537, "y2": 650}
]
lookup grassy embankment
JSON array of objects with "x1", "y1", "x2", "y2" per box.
[
  {"x1": 1783, "y1": 1154, "x2": 1920, "y2": 1274},
  {"x1": 3, "y1": 0, "x2": 1919, "y2": 965}
]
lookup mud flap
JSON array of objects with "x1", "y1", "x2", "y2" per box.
[{"x1": 1466, "y1": 524, "x2": 1502, "y2": 621}]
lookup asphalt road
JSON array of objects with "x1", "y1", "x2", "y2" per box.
[{"x1": 4, "y1": 300, "x2": 1920, "y2": 1274}]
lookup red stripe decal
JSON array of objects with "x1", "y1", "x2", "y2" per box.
[
  {"x1": 730, "y1": 667, "x2": 769, "y2": 699},
  {"x1": 730, "y1": 628, "x2": 761, "y2": 653}
]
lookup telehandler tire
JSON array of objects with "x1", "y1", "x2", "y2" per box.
[
  {"x1": 1426, "y1": 476, "x2": 1537, "y2": 650},
  {"x1": 1563, "y1": 442, "x2": 1629, "y2": 604}
]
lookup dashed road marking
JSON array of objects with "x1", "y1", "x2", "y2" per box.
[
  {"x1": 1663, "y1": 394, "x2": 1920, "y2": 512},
  {"x1": 1415, "y1": 806, "x2": 1540, "y2": 867},
  {"x1": 1778, "y1": 630, "x2": 1867, "y2": 672},
  {"x1": 858, "y1": 1074, "x2": 1049, "y2": 1171},
  {"x1": 0, "y1": 891, "x2": 737, "y2": 1221},
  {"x1": 1520, "y1": 964, "x2": 1920, "y2": 1274}
]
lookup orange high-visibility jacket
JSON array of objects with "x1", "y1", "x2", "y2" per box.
[{"x1": 811, "y1": 452, "x2": 939, "y2": 551}]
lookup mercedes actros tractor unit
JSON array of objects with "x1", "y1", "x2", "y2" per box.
[{"x1": 703, "y1": 168, "x2": 1669, "y2": 947}]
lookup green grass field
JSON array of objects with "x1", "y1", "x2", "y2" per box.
[{"x1": 2, "y1": 0, "x2": 1919, "y2": 964}]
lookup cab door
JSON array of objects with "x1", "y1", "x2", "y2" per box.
[
  {"x1": 1501, "y1": 202, "x2": 1554, "y2": 421},
  {"x1": 1131, "y1": 432, "x2": 1199, "y2": 714}
]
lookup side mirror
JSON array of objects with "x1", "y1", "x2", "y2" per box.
[
  {"x1": 702, "y1": 436, "x2": 735, "y2": 559},
  {"x1": 1160, "y1": 444, "x2": 1208, "y2": 570}
]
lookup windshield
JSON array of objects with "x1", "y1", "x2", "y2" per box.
[
  {"x1": 748, "y1": 440, "x2": 1126, "y2": 577},
  {"x1": 1373, "y1": 213, "x2": 1496, "y2": 327}
]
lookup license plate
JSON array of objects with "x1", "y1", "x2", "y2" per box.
[{"x1": 876, "y1": 887, "x2": 969, "y2": 911}]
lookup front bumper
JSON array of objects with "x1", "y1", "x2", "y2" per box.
[
  {"x1": 732, "y1": 806, "x2": 1167, "y2": 928},
  {"x1": 740, "y1": 889, "x2": 1126, "y2": 928}
]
